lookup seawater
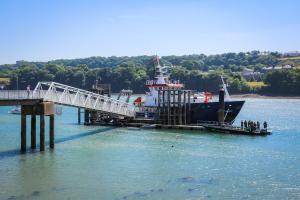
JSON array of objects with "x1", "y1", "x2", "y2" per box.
[{"x1": 0, "y1": 98, "x2": 299, "y2": 200}]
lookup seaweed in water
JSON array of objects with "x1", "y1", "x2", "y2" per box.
[
  {"x1": 30, "y1": 191, "x2": 40, "y2": 197},
  {"x1": 7, "y1": 195, "x2": 25, "y2": 200},
  {"x1": 7, "y1": 190, "x2": 41, "y2": 200},
  {"x1": 133, "y1": 192, "x2": 147, "y2": 197},
  {"x1": 178, "y1": 176, "x2": 215, "y2": 185},
  {"x1": 187, "y1": 188, "x2": 194, "y2": 192},
  {"x1": 117, "y1": 188, "x2": 165, "y2": 200},
  {"x1": 52, "y1": 186, "x2": 67, "y2": 192}
]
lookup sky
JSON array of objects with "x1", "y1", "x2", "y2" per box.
[{"x1": 0, "y1": 0, "x2": 299, "y2": 64}]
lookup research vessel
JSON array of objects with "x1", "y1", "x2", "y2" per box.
[{"x1": 134, "y1": 56, "x2": 245, "y2": 124}]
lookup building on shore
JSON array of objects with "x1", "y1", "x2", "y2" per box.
[
  {"x1": 283, "y1": 51, "x2": 300, "y2": 57},
  {"x1": 261, "y1": 65, "x2": 294, "y2": 73},
  {"x1": 242, "y1": 68, "x2": 263, "y2": 81}
]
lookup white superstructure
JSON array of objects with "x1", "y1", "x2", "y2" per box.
[{"x1": 142, "y1": 56, "x2": 231, "y2": 107}]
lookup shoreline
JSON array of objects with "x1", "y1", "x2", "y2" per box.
[
  {"x1": 230, "y1": 94, "x2": 300, "y2": 99},
  {"x1": 118, "y1": 93, "x2": 300, "y2": 99}
]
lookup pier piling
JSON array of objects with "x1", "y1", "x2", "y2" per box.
[
  {"x1": 50, "y1": 114, "x2": 54, "y2": 149},
  {"x1": 78, "y1": 108, "x2": 81, "y2": 124},
  {"x1": 40, "y1": 115, "x2": 45, "y2": 151},
  {"x1": 157, "y1": 89, "x2": 191, "y2": 125},
  {"x1": 19, "y1": 102, "x2": 55, "y2": 152},
  {"x1": 187, "y1": 90, "x2": 191, "y2": 124},
  {"x1": 31, "y1": 114, "x2": 36, "y2": 149},
  {"x1": 84, "y1": 109, "x2": 90, "y2": 125},
  {"x1": 21, "y1": 113, "x2": 26, "y2": 153},
  {"x1": 218, "y1": 88, "x2": 225, "y2": 125}
]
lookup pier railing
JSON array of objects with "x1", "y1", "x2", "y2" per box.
[
  {"x1": 0, "y1": 90, "x2": 33, "y2": 99},
  {"x1": 0, "y1": 82, "x2": 136, "y2": 117}
]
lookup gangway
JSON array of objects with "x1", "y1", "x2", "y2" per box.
[{"x1": 0, "y1": 81, "x2": 135, "y2": 117}]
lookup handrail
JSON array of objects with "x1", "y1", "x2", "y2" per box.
[{"x1": 0, "y1": 82, "x2": 135, "y2": 117}]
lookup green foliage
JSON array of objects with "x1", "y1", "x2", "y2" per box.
[
  {"x1": 0, "y1": 51, "x2": 298, "y2": 95},
  {"x1": 263, "y1": 69, "x2": 300, "y2": 95}
]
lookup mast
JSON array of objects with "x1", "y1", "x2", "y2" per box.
[{"x1": 221, "y1": 76, "x2": 231, "y2": 101}]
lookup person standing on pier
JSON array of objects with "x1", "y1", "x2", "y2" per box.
[
  {"x1": 257, "y1": 121, "x2": 260, "y2": 130},
  {"x1": 241, "y1": 120, "x2": 244, "y2": 129},
  {"x1": 244, "y1": 120, "x2": 247, "y2": 129},
  {"x1": 26, "y1": 85, "x2": 31, "y2": 98},
  {"x1": 263, "y1": 121, "x2": 268, "y2": 129}
]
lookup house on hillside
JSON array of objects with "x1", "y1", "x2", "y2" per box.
[
  {"x1": 242, "y1": 68, "x2": 263, "y2": 81},
  {"x1": 283, "y1": 51, "x2": 300, "y2": 57},
  {"x1": 262, "y1": 65, "x2": 294, "y2": 73}
]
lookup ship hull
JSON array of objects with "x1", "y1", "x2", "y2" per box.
[
  {"x1": 135, "y1": 100, "x2": 245, "y2": 125},
  {"x1": 189, "y1": 100, "x2": 245, "y2": 124}
]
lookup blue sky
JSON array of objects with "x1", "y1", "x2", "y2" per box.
[{"x1": 0, "y1": 0, "x2": 299, "y2": 64}]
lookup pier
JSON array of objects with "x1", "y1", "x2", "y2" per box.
[
  {"x1": 157, "y1": 89, "x2": 191, "y2": 125},
  {"x1": 0, "y1": 82, "x2": 135, "y2": 153},
  {"x1": 131, "y1": 88, "x2": 271, "y2": 136},
  {"x1": 0, "y1": 82, "x2": 272, "y2": 153}
]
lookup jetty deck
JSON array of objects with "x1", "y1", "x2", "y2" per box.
[
  {"x1": 0, "y1": 81, "x2": 135, "y2": 153},
  {"x1": 200, "y1": 124, "x2": 271, "y2": 136},
  {"x1": 0, "y1": 98, "x2": 43, "y2": 106},
  {"x1": 127, "y1": 122, "x2": 270, "y2": 136}
]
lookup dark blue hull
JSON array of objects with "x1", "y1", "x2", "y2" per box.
[
  {"x1": 190, "y1": 100, "x2": 245, "y2": 124},
  {"x1": 135, "y1": 100, "x2": 245, "y2": 124}
]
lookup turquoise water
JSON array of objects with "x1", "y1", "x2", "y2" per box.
[{"x1": 0, "y1": 98, "x2": 300, "y2": 200}]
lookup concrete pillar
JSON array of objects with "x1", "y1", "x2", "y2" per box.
[
  {"x1": 157, "y1": 90, "x2": 161, "y2": 121},
  {"x1": 167, "y1": 90, "x2": 171, "y2": 125},
  {"x1": 172, "y1": 90, "x2": 176, "y2": 125},
  {"x1": 178, "y1": 90, "x2": 182, "y2": 125},
  {"x1": 31, "y1": 114, "x2": 36, "y2": 149},
  {"x1": 162, "y1": 90, "x2": 165, "y2": 124},
  {"x1": 21, "y1": 114, "x2": 26, "y2": 153},
  {"x1": 218, "y1": 88, "x2": 225, "y2": 125},
  {"x1": 187, "y1": 90, "x2": 191, "y2": 124},
  {"x1": 84, "y1": 109, "x2": 90, "y2": 125},
  {"x1": 78, "y1": 108, "x2": 81, "y2": 124},
  {"x1": 183, "y1": 91, "x2": 186, "y2": 125},
  {"x1": 90, "y1": 111, "x2": 98, "y2": 124},
  {"x1": 40, "y1": 115, "x2": 45, "y2": 151},
  {"x1": 49, "y1": 114, "x2": 54, "y2": 149}
]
